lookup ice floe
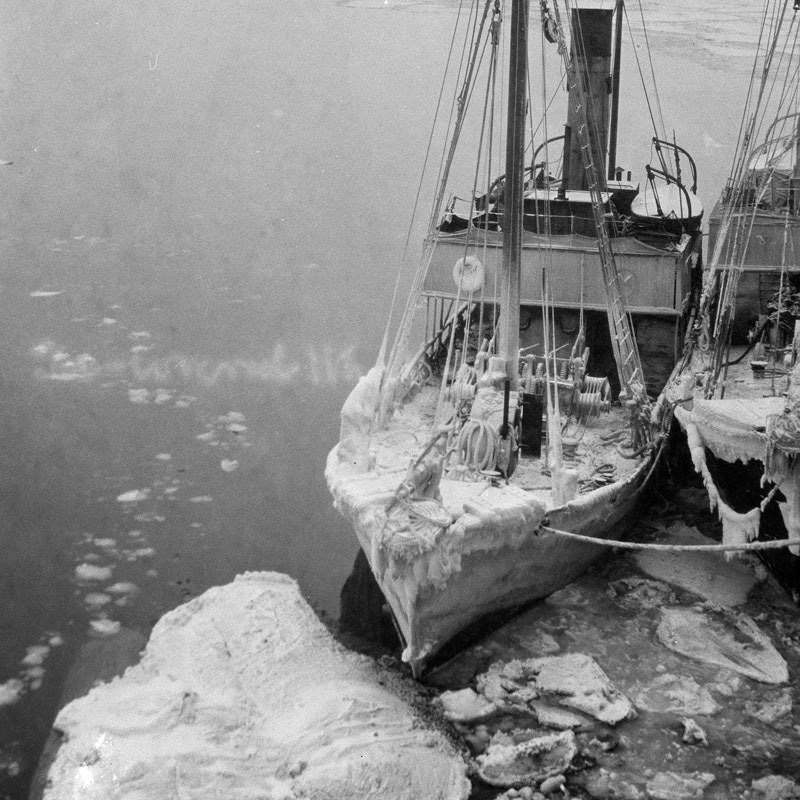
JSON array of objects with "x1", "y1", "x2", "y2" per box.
[
  {"x1": 478, "y1": 654, "x2": 636, "y2": 726},
  {"x1": 92, "y1": 538, "x2": 116, "y2": 549},
  {"x1": 220, "y1": 459, "x2": 239, "y2": 473},
  {"x1": 0, "y1": 679, "x2": 24, "y2": 706},
  {"x1": 106, "y1": 582, "x2": 139, "y2": 596},
  {"x1": 656, "y1": 606, "x2": 789, "y2": 684},
  {"x1": 128, "y1": 388, "x2": 150, "y2": 404},
  {"x1": 74, "y1": 563, "x2": 114, "y2": 582},
  {"x1": 21, "y1": 645, "x2": 50, "y2": 667},
  {"x1": 89, "y1": 619, "x2": 122, "y2": 637},
  {"x1": 31, "y1": 341, "x2": 55, "y2": 357},
  {"x1": 83, "y1": 593, "x2": 112, "y2": 608},
  {"x1": 26, "y1": 666, "x2": 45, "y2": 691},
  {"x1": 116, "y1": 488, "x2": 150, "y2": 503},
  {"x1": 40, "y1": 573, "x2": 469, "y2": 799},
  {"x1": 29, "y1": 290, "x2": 64, "y2": 298}
]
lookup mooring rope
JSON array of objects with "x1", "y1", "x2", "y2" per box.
[{"x1": 539, "y1": 525, "x2": 800, "y2": 553}]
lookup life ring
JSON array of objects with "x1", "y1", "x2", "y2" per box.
[{"x1": 453, "y1": 255, "x2": 485, "y2": 293}]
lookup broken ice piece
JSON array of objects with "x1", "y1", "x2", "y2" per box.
[
  {"x1": 89, "y1": 619, "x2": 121, "y2": 637},
  {"x1": 117, "y1": 489, "x2": 150, "y2": 503}
]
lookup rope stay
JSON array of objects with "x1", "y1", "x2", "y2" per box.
[
  {"x1": 382, "y1": 1, "x2": 500, "y2": 414},
  {"x1": 698, "y1": 3, "x2": 800, "y2": 399},
  {"x1": 540, "y1": 524, "x2": 800, "y2": 553}
]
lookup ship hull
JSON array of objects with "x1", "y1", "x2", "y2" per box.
[{"x1": 326, "y1": 367, "x2": 667, "y2": 676}]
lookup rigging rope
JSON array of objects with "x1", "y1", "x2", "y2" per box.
[
  {"x1": 384, "y1": 1, "x2": 498, "y2": 408},
  {"x1": 539, "y1": 525, "x2": 800, "y2": 553},
  {"x1": 622, "y1": 3, "x2": 664, "y2": 159},
  {"x1": 698, "y1": 3, "x2": 800, "y2": 398},
  {"x1": 634, "y1": 0, "x2": 666, "y2": 141},
  {"x1": 380, "y1": 0, "x2": 471, "y2": 379}
]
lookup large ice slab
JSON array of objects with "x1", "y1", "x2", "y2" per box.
[{"x1": 38, "y1": 572, "x2": 470, "y2": 800}]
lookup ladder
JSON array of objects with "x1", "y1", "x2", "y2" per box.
[{"x1": 549, "y1": 2, "x2": 649, "y2": 414}]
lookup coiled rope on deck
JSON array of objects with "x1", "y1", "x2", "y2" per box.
[{"x1": 539, "y1": 525, "x2": 800, "y2": 553}]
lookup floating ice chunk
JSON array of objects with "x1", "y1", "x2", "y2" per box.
[
  {"x1": 0, "y1": 679, "x2": 24, "y2": 706},
  {"x1": 145, "y1": 569, "x2": 158, "y2": 578},
  {"x1": 195, "y1": 431, "x2": 216, "y2": 443},
  {"x1": 128, "y1": 389, "x2": 150, "y2": 405},
  {"x1": 106, "y1": 582, "x2": 139, "y2": 596},
  {"x1": 226, "y1": 423, "x2": 247, "y2": 434},
  {"x1": 51, "y1": 352, "x2": 70, "y2": 363},
  {"x1": 48, "y1": 634, "x2": 63, "y2": 647},
  {"x1": 128, "y1": 331, "x2": 152, "y2": 340},
  {"x1": 101, "y1": 317, "x2": 117, "y2": 326},
  {"x1": 153, "y1": 390, "x2": 172, "y2": 405},
  {"x1": 89, "y1": 619, "x2": 121, "y2": 637},
  {"x1": 27, "y1": 666, "x2": 45, "y2": 690},
  {"x1": 131, "y1": 547, "x2": 155, "y2": 559},
  {"x1": 32, "y1": 341, "x2": 55, "y2": 357},
  {"x1": 220, "y1": 459, "x2": 239, "y2": 473},
  {"x1": 439, "y1": 688, "x2": 498, "y2": 723},
  {"x1": 1, "y1": 760, "x2": 21, "y2": 778},
  {"x1": 117, "y1": 489, "x2": 150, "y2": 503},
  {"x1": 189, "y1": 495, "x2": 213, "y2": 503},
  {"x1": 25, "y1": 666, "x2": 45, "y2": 681},
  {"x1": 221, "y1": 411, "x2": 246, "y2": 424},
  {"x1": 84, "y1": 593, "x2": 112, "y2": 608},
  {"x1": 21, "y1": 645, "x2": 50, "y2": 667},
  {"x1": 155, "y1": 453, "x2": 171, "y2": 462},
  {"x1": 75, "y1": 563, "x2": 114, "y2": 582},
  {"x1": 189, "y1": 523, "x2": 202, "y2": 529},
  {"x1": 93, "y1": 538, "x2": 117, "y2": 549},
  {"x1": 29, "y1": 290, "x2": 64, "y2": 298},
  {"x1": 174, "y1": 395, "x2": 196, "y2": 408},
  {"x1": 163, "y1": 486, "x2": 178, "y2": 496},
  {"x1": 134, "y1": 512, "x2": 165, "y2": 522}
]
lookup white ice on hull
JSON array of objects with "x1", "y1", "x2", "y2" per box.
[
  {"x1": 326, "y1": 369, "x2": 657, "y2": 676},
  {"x1": 668, "y1": 352, "x2": 800, "y2": 558}
]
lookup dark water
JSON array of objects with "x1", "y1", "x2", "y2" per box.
[{"x1": 0, "y1": 0, "x2": 767, "y2": 796}]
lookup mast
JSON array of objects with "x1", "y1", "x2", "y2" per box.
[
  {"x1": 499, "y1": 0, "x2": 529, "y2": 386},
  {"x1": 607, "y1": 0, "x2": 624, "y2": 181}
]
